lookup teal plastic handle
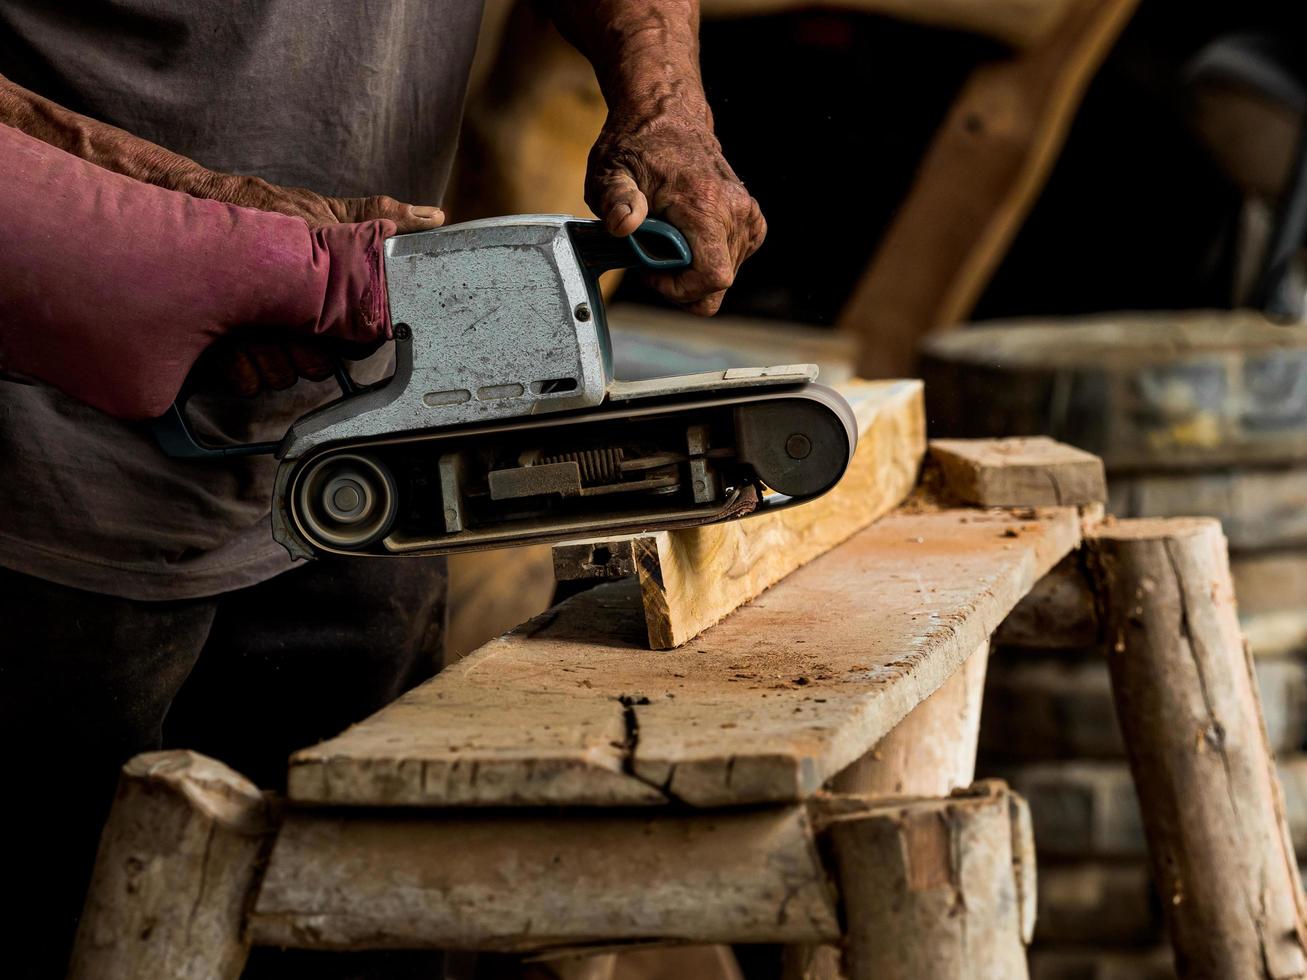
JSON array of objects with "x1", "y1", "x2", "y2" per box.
[{"x1": 627, "y1": 219, "x2": 693, "y2": 271}]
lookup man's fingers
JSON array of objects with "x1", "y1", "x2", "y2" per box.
[
  {"x1": 593, "y1": 171, "x2": 648, "y2": 237},
  {"x1": 330, "y1": 195, "x2": 444, "y2": 234},
  {"x1": 245, "y1": 343, "x2": 298, "y2": 391}
]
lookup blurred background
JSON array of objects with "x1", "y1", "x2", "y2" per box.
[{"x1": 444, "y1": 3, "x2": 1307, "y2": 977}]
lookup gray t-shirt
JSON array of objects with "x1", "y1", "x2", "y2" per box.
[{"x1": 0, "y1": 0, "x2": 485, "y2": 599}]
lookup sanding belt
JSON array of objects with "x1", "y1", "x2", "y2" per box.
[{"x1": 0, "y1": 120, "x2": 394, "y2": 420}]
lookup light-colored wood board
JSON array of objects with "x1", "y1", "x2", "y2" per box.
[
  {"x1": 250, "y1": 805, "x2": 840, "y2": 951},
  {"x1": 1109, "y1": 465, "x2": 1307, "y2": 552},
  {"x1": 290, "y1": 505, "x2": 1078, "y2": 808},
  {"x1": 69, "y1": 751, "x2": 275, "y2": 980},
  {"x1": 551, "y1": 379, "x2": 925, "y2": 649},
  {"x1": 841, "y1": 0, "x2": 1138, "y2": 378},
  {"x1": 932, "y1": 436, "x2": 1106, "y2": 507},
  {"x1": 922, "y1": 311, "x2": 1307, "y2": 470},
  {"x1": 702, "y1": 0, "x2": 1075, "y2": 50}
]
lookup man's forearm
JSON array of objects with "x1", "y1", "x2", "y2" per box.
[
  {"x1": 0, "y1": 73, "x2": 227, "y2": 198},
  {"x1": 545, "y1": 0, "x2": 710, "y2": 125}
]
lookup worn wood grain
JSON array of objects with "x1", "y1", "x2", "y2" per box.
[
  {"x1": 250, "y1": 805, "x2": 840, "y2": 951},
  {"x1": 825, "y1": 780, "x2": 1034, "y2": 980},
  {"x1": 1087, "y1": 517, "x2": 1307, "y2": 977},
  {"x1": 932, "y1": 436, "x2": 1106, "y2": 508},
  {"x1": 841, "y1": 0, "x2": 1138, "y2": 378},
  {"x1": 68, "y1": 751, "x2": 276, "y2": 980},
  {"x1": 552, "y1": 379, "x2": 925, "y2": 649},
  {"x1": 290, "y1": 505, "x2": 1079, "y2": 808}
]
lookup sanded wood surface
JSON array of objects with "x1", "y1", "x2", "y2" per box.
[
  {"x1": 1088, "y1": 518, "x2": 1307, "y2": 977},
  {"x1": 552, "y1": 380, "x2": 924, "y2": 649},
  {"x1": 841, "y1": 0, "x2": 1137, "y2": 378},
  {"x1": 69, "y1": 751, "x2": 275, "y2": 980},
  {"x1": 290, "y1": 505, "x2": 1079, "y2": 808},
  {"x1": 932, "y1": 436, "x2": 1106, "y2": 508},
  {"x1": 825, "y1": 780, "x2": 1035, "y2": 980},
  {"x1": 252, "y1": 804, "x2": 839, "y2": 951},
  {"x1": 923, "y1": 312, "x2": 1307, "y2": 470}
]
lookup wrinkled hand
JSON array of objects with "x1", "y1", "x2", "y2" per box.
[
  {"x1": 206, "y1": 172, "x2": 445, "y2": 234},
  {"x1": 586, "y1": 110, "x2": 765, "y2": 316},
  {"x1": 198, "y1": 177, "x2": 442, "y2": 396}
]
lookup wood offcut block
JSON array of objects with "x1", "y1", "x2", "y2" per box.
[{"x1": 931, "y1": 436, "x2": 1106, "y2": 508}]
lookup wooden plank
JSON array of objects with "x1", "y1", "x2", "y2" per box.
[
  {"x1": 68, "y1": 751, "x2": 275, "y2": 980},
  {"x1": 552, "y1": 379, "x2": 925, "y2": 649},
  {"x1": 922, "y1": 311, "x2": 1307, "y2": 470},
  {"x1": 702, "y1": 0, "x2": 1075, "y2": 50},
  {"x1": 289, "y1": 505, "x2": 1079, "y2": 808},
  {"x1": 931, "y1": 436, "x2": 1106, "y2": 507},
  {"x1": 840, "y1": 0, "x2": 1138, "y2": 378},
  {"x1": 250, "y1": 805, "x2": 840, "y2": 951}
]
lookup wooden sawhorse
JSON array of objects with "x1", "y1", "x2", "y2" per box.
[{"x1": 68, "y1": 408, "x2": 1306, "y2": 978}]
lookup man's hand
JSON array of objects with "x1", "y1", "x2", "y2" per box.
[
  {"x1": 550, "y1": 0, "x2": 765, "y2": 316},
  {"x1": 195, "y1": 185, "x2": 441, "y2": 397},
  {"x1": 201, "y1": 173, "x2": 444, "y2": 234},
  {"x1": 587, "y1": 109, "x2": 764, "y2": 316}
]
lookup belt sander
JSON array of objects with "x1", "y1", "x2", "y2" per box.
[{"x1": 156, "y1": 215, "x2": 857, "y2": 558}]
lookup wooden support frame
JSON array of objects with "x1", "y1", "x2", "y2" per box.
[{"x1": 75, "y1": 436, "x2": 1303, "y2": 978}]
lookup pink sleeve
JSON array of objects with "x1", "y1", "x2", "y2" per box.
[{"x1": 0, "y1": 121, "x2": 395, "y2": 420}]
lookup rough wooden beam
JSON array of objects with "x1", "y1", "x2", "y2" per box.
[
  {"x1": 552, "y1": 379, "x2": 925, "y2": 649},
  {"x1": 931, "y1": 436, "x2": 1106, "y2": 508},
  {"x1": 1088, "y1": 517, "x2": 1307, "y2": 977},
  {"x1": 290, "y1": 506, "x2": 1080, "y2": 809},
  {"x1": 841, "y1": 0, "x2": 1138, "y2": 378},
  {"x1": 821, "y1": 781, "x2": 1035, "y2": 980},
  {"x1": 250, "y1": 805, "x2": 840, "y2": 951},
  {"x1": 68, "y1": 751, "x2": 275, "y2": 980}
]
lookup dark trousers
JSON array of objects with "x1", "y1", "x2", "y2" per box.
[{"x1": 0, "y1": 556, "x2": 448, "y2": 980}]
